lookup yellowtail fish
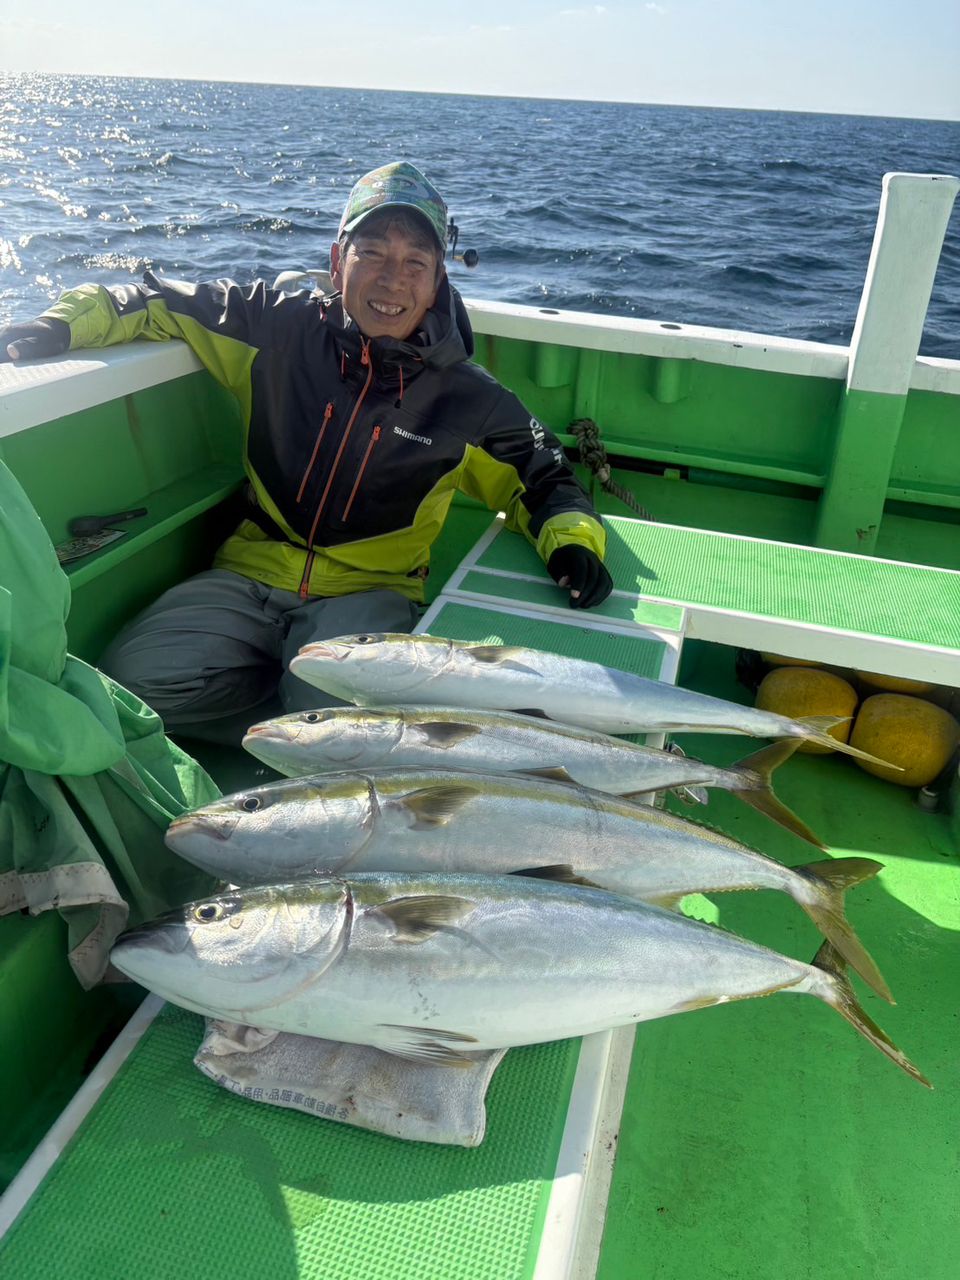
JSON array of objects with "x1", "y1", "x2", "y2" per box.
[
  {"x1": 242, "y1": 705, "x2": 821, "y2": 842},
  {"x1": 289, "y1": 633, "x2": 894, "y2": 764},
  {"x1": 110, "y1": 873, "x2": 928, "y2": 1086},
  {"x1": 165, "y1": 766, "x2": 892, "y2": 1001}
]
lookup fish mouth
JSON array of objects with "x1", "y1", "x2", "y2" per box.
[
  {"x1": 294, "y1": 643, "x2": 343, "y2": 663},
  {"x1": 113, "y1": 914, "x2": 191, "y2": 957},
  {"x1": 166, "y1": 812, "x2": 239, "y2": 846},
  {"x1": 243, "y1": 723, "x2": 300, "y2": 742}
]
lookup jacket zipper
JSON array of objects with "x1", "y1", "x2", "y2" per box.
[
  {"x1": 298, "y1": 341, "x2": 374, "y2": 600},
  {"x1": 341, "y1": 424, "x2": 381, "y2": 522},
  {"x1": 296, "y1": 401, "x2": 334, "y2": 503}
]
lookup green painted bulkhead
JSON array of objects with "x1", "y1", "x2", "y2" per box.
[{"x1": 473, "y1": 329, "x2": 960, "y2": 565}]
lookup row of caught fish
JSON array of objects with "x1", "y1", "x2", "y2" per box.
[{"x1": 111, "y1": 632, "x2": 928, "y2": 1090}]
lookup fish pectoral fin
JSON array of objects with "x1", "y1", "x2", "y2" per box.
[
  {"x1": 513, "y1": 765, "x2": 577, "y2": 784},
  {"x1": 370, "y1": 893, "x2": 477, "y2": 943},
  {"x1": 511, "y1": 864, "x2": 602, "y2": 889},
  {"x1": 400, "y1": 785, "x2": 481, "y2": 828},
  {"x1": 467, "y1": 645, "x2": 544, "y2": 676},
  {"x1": 417, "y1": 721, "x2": 483, "y2": 748},
  {"x1": 377, "y1": 1024, "x2": 480, "y2": 1067}
]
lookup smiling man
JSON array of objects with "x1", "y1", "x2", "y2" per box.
[{"x1": 0, "y1": 162, "x2": 611, "y2": 742}]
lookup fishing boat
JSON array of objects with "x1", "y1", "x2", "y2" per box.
[{"x1": 0, "y1": 170, "x2": 958, "y2": 1278}]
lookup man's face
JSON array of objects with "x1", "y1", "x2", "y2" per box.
[{"x1": 330, "y1": 216, "x2": 440, "y2": 341}]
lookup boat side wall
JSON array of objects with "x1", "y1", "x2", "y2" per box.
[{"x1": 2, "y1": 309, "x2": 959, "y2": 629}]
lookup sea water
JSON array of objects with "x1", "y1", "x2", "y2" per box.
[{"x1": 1, "y1": 73, "x2": 958, "y2": 355}]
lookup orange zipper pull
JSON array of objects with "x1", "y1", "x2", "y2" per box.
[
  {"x1": 295, "y1": 402, "x2": 335, "y2": 504},
  {"x1": 341, "y1": 424, "x2": 382, "y2": 521}
]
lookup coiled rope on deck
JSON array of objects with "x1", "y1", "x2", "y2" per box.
[{"x1": 570, "y1": 419, "x2": 654, "y2": 521}]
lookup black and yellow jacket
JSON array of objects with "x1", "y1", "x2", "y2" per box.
[{"x1": 45, "y1": 273, "x2": 605, "y2": 602}]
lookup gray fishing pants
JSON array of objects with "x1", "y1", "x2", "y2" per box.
[{"x1": 99, "y1": 569, "x2": 420, "y2": 743}]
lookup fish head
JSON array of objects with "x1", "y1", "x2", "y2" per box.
[
  {"x1": 244, "y1": 707, "x2": 405, "y2": 771},
  {"x1": 110, "y1": 880, "x2": 353, "y2": 1019},
  {"x1": 289, "y1": 632, "x2": 451, "y2": 701},
  {"x1": 164, "y1": 775, "x2": 374, "y2": 882}
]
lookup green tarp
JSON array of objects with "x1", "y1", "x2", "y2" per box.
[{"x1": 0, "y1": 458, "x2": 218, "y2": 987}]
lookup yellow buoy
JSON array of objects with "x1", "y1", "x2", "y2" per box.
[
  {"x1": 850, "y1": 694, "x2": 960, "y2": 787},
  {"x1": 755, "y1": 667, "x2": 858, "y2": 754},
  {"x1": 761, "y1": 653, "x2": 822, "y2": 668},
  {"x1": 855, "y1": 670, "x2": 936, "y2": 697}
]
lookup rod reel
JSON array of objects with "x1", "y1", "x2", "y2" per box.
[{"x1": 446, "y1": 218, "x2": 479, "y2": 269}]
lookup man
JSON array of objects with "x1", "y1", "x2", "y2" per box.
[{"x1": 0, "y1": 162, "x2": 612, "y2": 741}]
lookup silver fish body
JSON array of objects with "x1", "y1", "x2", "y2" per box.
[
  {"x1": 243, "y1": 704, "x2": 772, "y2": 795},
  {"x1": 165, "y1": 766, "x2": 890, "y2": 1000},
  {"x1": 242, "y1": 705, "x2": 822, "y2": 844},
  {"x1": 109, "y1": 872, "x2": 926, "y2": 1085},
  {"x1": 288, "y1": 633, "x2": 863, "y2": 752}
]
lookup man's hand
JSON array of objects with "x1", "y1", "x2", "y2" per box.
[
  {"x1": 1, "y1": 317, "x2": 71, "y2": 363},
  {"x1": 547, "y1": 545, "x2": 613, "y2": 609}
]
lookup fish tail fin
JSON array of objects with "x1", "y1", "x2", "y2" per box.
[
  {"x1": 794, "y1": 857, "x2": 894, "y2": 1003},
  {"x1": 727, "y1": 740, "x2": 825, "y2": 848},
  {"x1": 812, "y1": 940, "x2": 931, "y2": 1088},
  {"x1": 795, "y1": 715, "x2": 903, "y2": 769}
]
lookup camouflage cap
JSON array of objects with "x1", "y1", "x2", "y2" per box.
[{"x1": 338, "y1": 161, "x2": 448, "y2": 251}]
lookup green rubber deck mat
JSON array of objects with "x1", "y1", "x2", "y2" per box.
[
  {"x1": 1, "y1": 592, "x2": 669, "y2": 1280},
  {"x1": 593, "y1": 642, "x2": 960, "y2": 1280},
  {"x1": 0, "y1": 1006, "x2": 581, "y2": 1280},
  {"x1": 474, "y1": 518, "x2": 960, "y2": 649}
]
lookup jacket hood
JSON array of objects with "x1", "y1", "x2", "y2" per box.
[{"x1": 322, "y1": 276, "x2": 474, "y2": 376}]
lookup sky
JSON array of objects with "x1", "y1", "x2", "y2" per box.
[{"x1": 1, "y1": 0, "x2": 959, "y2": 121}]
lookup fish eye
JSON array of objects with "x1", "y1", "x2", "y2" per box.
[
  {"x1": 302, "y1": 712, "x2": 322, "y2": 724},
  {"x1": 194, "y1": 902, "x2": 226, "y2": 923},
  {"x1": 355, "y1": 635, "x2": 372, "y2": 644},
  {"x1": 241, "y1": 796, "x2": 261, "y2": 812}
]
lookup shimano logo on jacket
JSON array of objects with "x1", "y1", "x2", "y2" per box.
[{"x1": 393, "y1": 425, "x2": 433, "y2": 446}]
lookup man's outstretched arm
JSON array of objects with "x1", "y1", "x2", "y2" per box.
[{"x1": 1, "y1": 317, "x2": 71, "y2": 362}]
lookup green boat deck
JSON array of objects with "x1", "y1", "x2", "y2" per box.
[
  {"x1": 2, "y1": 515, "x2": 958, "y2": 1278},
  {"x1": 600, "y1": 645, "x2": 959, "y2": 1280}
]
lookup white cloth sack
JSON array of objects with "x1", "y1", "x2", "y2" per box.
[{"x1": 194, "y1": 1019, "x2": 508, "y2": 1146}]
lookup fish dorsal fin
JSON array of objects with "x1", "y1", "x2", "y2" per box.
[
  {"x1": 371, "y1": 894, "x2": 476, "y2": 943},
  {"x1": 417, "y1": 721, "x2": 483, "y2": 748},
  {"x1": 513, "y1": 766, "x2": 577, "y2": 784},
  {"x1": 400, "y1": 785, "x2": 480, "y2": 828},
  {"x1": 510, "y1": 707, "x2": 552, "y2": 719},
  {"x1": 511, "y1": 864, "x2": 601, "y2": 888},
  {"x1": 466, "y1": 645, "x2": 544, "y2": 676},
  {"x1": 377, "y1": 1024, "x2": 480, "y2": 1067}
]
